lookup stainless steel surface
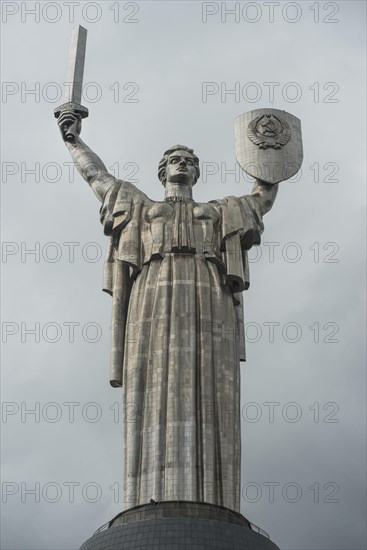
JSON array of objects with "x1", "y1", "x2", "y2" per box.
[
  {"x1": 235, "y1": 108, "x2": 303, "y2": 184},
  {"x1": 56, "y1": 34, "x2": 297, "y2": 513},
  {"x1": 54, "y1": 26, "x2": 88, "y2": 142},
  {"x1": 65, "y1": 25, "x2": 87, "y2": 105}
]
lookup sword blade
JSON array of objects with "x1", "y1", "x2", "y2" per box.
[{"x1": 65, "y1": 25, "x2": 87, "y2": 105}]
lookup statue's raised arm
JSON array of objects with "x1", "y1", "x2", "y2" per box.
[
  {"x1": 54, "y1": 25, "x2": 120, "y2": 203},
  {"x1": 57, "y1": 110, "x2": 117, "y2": 202},
  {"x1": 224, "y1": 107, "x2": 303, "y2": 253},
  {"x1": 249, "y1": 178, "x2": 279, "y2": 216}
]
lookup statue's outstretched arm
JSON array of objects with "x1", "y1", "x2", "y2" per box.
[
  {"x1": 250, "y1": 179, "x2": 279, "y2": 216},
  {"x1": 57, "y1": 110, "x2": 117, "y2": 203}
]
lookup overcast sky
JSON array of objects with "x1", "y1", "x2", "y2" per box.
[{"x1": 1, "y1": 1, "x2": 366, "y2": 549}]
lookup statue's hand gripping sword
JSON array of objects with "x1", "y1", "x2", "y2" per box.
[{"x1": 54, "y1": 25, "x2": 88, "y2": 143}]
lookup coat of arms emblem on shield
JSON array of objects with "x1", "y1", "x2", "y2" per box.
[{"x1": 235, "y1": 108, "x2": 303, "y2": 184}]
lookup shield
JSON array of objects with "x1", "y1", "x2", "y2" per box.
[{"x1": 235, "y1": 108, "x2": 303, "y2": 184}]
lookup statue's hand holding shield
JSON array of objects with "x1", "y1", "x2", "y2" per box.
[{"x1": 235, "y1": 108, "x2": 303, "y2": 184}]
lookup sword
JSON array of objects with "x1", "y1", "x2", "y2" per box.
[{"x1": 54, "y1": 25, "x2": 88, "y2": 143}]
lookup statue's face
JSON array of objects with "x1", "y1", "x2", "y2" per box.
[{"x1": 165, "y1": 150, "x2": 196, "y2": 186}]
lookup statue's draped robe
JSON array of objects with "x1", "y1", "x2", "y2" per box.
[{"x1": 100, "y1": 180, "x2": 264, "y2": 512}]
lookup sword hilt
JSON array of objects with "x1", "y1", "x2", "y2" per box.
[{"x1": 54, "y1": 102, "x2": 89, "y2": 143}]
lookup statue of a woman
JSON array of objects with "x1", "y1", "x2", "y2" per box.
[{"x1": 58, "y1": 111, "x2": 278, "y2": 512}]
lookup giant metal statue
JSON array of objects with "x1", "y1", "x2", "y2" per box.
[{"x1": 55, "y1": 26, "x2": 303, "y2": 513}]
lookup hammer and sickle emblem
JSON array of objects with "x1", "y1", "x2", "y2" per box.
[
  {"x1": 259, "y1": 118, "x2": 278, "y2": 136},
  {"x1": 247, "y1": 114, "x2": 291, "y2": 150}
]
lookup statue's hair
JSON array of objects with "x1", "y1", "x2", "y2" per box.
[{"x1": 158, "y1": 145, "x2": 200, "y2": 187}]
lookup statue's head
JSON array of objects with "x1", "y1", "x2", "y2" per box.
[{"x1": 158, "y1": 145, "x2": 200, "y2": 187}]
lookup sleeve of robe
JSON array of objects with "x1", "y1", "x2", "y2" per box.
[
  {"x1": 210, "y1": 194, "x2": 265, "y2": 362},
  {"x1": 100, "y1": 180, "x2": 150, "y2": 387}
]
